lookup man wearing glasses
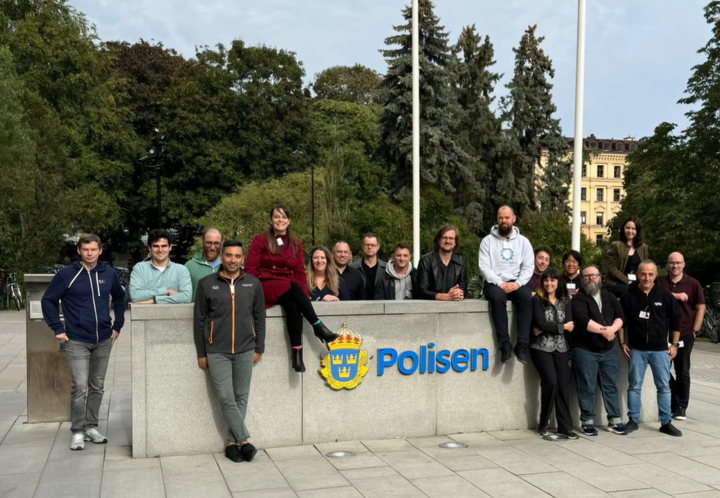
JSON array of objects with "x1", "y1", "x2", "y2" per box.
[
  {"x1": 186, "y1": 228, "x2": 224, "y2": 301},
  {"x1": 657, "y1": 253, "x2": 705, "y2": 421},
  {"x1": 417, "y1": 224, "x2": 467, "y2": 301},
  {"x1": 350, "y1": 233, "x2": 386, "y2": 300},
  {"x1": 570, "y1": 266, "x2": 628, "y2": 436}
]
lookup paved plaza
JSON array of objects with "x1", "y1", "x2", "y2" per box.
[{"x1": 3, "y1": 310, "x2": 720, "y2": 498}]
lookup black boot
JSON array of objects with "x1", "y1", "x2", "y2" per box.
[
  {"x1": 313, "y1": 322, "x2": 339, "y2": 345},
  {"x1": 292, "y1": 348, "x2": 306, "y2": 373}
]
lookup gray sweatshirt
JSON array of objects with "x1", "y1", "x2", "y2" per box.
[
  {"x1": 478, "y1": 225, "x2": 534, "y2": 287},
  {"x1": 386, "y1": 260, "x2": 414, "y2": 300}
]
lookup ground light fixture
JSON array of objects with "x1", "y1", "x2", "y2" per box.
[
  {"x1": 325, "y1": 450, "x2": 356, "y2": 458},
  {"x1": 438, "y1": 441, "x2": 468, "y2": 449}
]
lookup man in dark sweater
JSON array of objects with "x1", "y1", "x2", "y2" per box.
[
  {"x1": 620, "y1": 260, "x2": 683, "y2": 436},
  {"x1": 571, "y1": 266, "x2": 628, "y2": 436},
  {"x1": 350, "y1": 233, "x2": 386, "y2": 300},
  {"x1": 194, "y1": 240, "x2": 266, "y2": 462},
  {"x1": 333, "y1": 241, "x2": 366, "y2": 300}
]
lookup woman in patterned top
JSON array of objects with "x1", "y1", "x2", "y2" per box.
[{"x1": 530, "y1": 267, "x2": 577, "y2": 439}]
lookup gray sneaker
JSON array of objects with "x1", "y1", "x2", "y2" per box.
[
  {"x1": 70, "y1": 432, "x2": 85, "y2": 450},
  {"x1": 84, "y1": 428, "x2": 108, "y2": 444}
]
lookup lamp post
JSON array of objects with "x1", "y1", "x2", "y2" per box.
[
  {"x1": 139, "y1": 128, "x2": 165, "y2": 229},
  {"x1": 571, "y1": 0, "x2": 586, "y2": 251}
]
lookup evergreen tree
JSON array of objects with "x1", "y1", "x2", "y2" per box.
[
  {"x1": 498, "y1": 25, "x2": 568, "y2": 216},
  {"x1": 378, "y1": 0, "x2": 477, "y2": 206}
]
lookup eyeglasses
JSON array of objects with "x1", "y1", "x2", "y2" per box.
[
  {"x1": 363, "y1": 244, "x2": 378, "y2": 248},
  {"x1": 582, "y1": 274, "x2": 601, "y2": 280},
  {"x1": 441, "y1": 237, "x2": 456, "y2": 242},
  {"x1": 204, "y1": 242, "x2": 222, "y2": 247}
]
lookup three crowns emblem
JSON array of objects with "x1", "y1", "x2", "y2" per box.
[{"x1": 320, "y1": 322, "x2": 369, "y2": 390}]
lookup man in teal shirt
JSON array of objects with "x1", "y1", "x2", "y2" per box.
[
  {"x1": 185, "y1": 228, "x2": 223, "y2": 301},
  {"x1": 128, "y1": 229, "x2": 192, "y2": 304}
]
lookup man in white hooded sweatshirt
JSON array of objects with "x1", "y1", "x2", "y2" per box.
[{"x1": 479, "y1": 206, "x2": 535, "y2": 364}]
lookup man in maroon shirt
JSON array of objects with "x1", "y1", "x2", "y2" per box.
[{"x1": 657, "y1": 252, "x2": 706, "y2": 420}]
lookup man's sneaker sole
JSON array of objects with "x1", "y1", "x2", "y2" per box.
[{"x1": 673, "y1": 414, "x2": 687, "y2": 420}]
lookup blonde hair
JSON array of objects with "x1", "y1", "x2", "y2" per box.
[{"x1": 307, "y1": 246, "x2": 339, "y2": 296}]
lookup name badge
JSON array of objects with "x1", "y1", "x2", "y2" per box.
[
  {"x1": 628, "y1": 273, "x2": 637, "y2": 281},
  {"x1": 679, "y1": 340, "x2": 685, "y2": 348},
  {"x1": 277, "y1": 237, "x2": 284, "y2": 246},
  {"x1": 639, "y1": 310, "x2": 650, "y2": 319},
  {"x1": 567, "y1": 283, "x2": 576, "y2": 290}
]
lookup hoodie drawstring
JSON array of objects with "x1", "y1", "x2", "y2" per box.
[
  {"x1": 96, "y1": 272, "x2": 100, "y2": 297},
  {"x1": 67, "y1": 267, "x2": 84, "y2": 290}
]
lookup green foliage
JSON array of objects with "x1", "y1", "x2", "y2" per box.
[{"x1": 312, "y1": 64, "x2": 382, "y2": 105}]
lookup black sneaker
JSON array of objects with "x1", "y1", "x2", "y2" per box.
[
  {"x1": 625, "y1": 420, "x2": 639, "y2": 433},
  {"x1": 225, "y1": 444, "x2": 243, "y2": 463},
  {"x1": 514, "y1": 344, "x2": 530, "y2": 365},
  {"x1": 607, "y1": 423, "x2": 628, "y2": 435},
  {"x1": 659, "y1": 422, "x2": 682, "y2": 437},
  {"x1": 500, "y1": 343, "x2": 513, "y2": 363},
  {"x1": 240, "y1": 442, "x2": 257, "y2": 462},
  {"x1": 673, "y1": 408, "x2": 687, "y2": 420},
  {"x1": 536, "y1": 426, "x2": 549, "y2": 437},
  {"x1": 582, "y1": 424, "x2": 598, "y2": 436},
  {"x1": 558, "y1": 430, "x2": 580, "y2": 440}
]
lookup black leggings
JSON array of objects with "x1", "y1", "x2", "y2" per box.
[{"x1": 276, "y1": 282, "x2": 320, "y2": 347}]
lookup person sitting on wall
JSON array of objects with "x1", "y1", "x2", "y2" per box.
[
  {"x1": 185, "y1": 228, "x2": 223, "y2": 302},
  {"x1": 375, "y1": 243, "x2": 418, "y2": 300},
  {"x1": 332, "y1": 241, "x2": 366, "y2": 300},
  {"x1": 350, "y1": 233, "x2": 386, "y2": 300},
  {"x1": 194, "y1": 240, "x2": 265, "y2": 463},
  {"x1": 528, "y1": 246, "x2": 552, "y2": 294},
  {"x1": 605, "y1": 217, "x2": 649, "y2": 298},
  {"x1": 530, "y1": 267, "x2": 578, "y2": 440},
  {"x1": 478, "y1": 206, "x2": 534, "y2": 364},
  {"x1": 308, "y1": 246, "x2": 350, "y2": 301},
  {"x1": 128, "y1": 228, "x2": 192, "y2": 304},
  {"x1": 562, "y1": 250, "x2": 583, "y2": 297},
  {"x1": 417, "y1": 224, "x2": 467, "y2": 301},
  {"x1": 244, "y1": 205, "x2": 339, "y2": 373}
]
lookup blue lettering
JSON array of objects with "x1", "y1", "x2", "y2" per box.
[
  {"x1": 428, "y1": 343, "x2": 436, "y2": 374},
  {"x1": 436, "y1": 350, "x2": 451, "y2": 373},
  {"x1": 452, "y1": 349, "x2": 469, "y2": 372},
  {"x1": 377, "y1": 348, "x2": 397, "y2": 376},
  {"x1": 420, "y1": 345, "x2": 427, "y2": 374},
  {"x1": 471, "y1": 348, "x2": 490, "y2": 371},
  {"x1": 398, "y1": 351, "x2": 419, "y2": 375}
]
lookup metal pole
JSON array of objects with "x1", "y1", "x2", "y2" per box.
[
  {"x1": 311, "y1": 161, "x2": 315, "y2": 246},
  {"x1": 412, "y1": 0, "x2": 420, "y2": 266},
  {"x1": 571, "y1": 0, "x2": 586, "y2": 251},
  {"x1": 157, "y1": 167, "x2": 162, "y2": 229}
]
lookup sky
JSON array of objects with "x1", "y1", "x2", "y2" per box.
[{"x1": 74, "y1": 0, "x2": 711, "y2": 140}]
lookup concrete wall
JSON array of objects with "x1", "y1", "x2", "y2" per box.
[{"x1": 132, "y1": 301, "x2": 658, "y2": 458}]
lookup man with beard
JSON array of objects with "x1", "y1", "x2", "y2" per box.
[
  {"x1": 332, "y1": 241, "x2": 366, "y2": 300},
  {"x1": 571, "y1": 266, "x2": 628, "y2": 436},
  {"x1": 417, "y1": 224, "x2": 467, "y2": 300},
  {"x1": 479, "y1": 206, "x2": 535, "y2": 363},
  {"x1": 186, "y1": 228, "x2": 224, "y2": 301},
  {"x1": 375, "y1": 243, "x2": 417, "y2": 300}
]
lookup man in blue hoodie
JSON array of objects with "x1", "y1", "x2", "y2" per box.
[{"x1": 41, "y1": 234, "x2": 126, "y2": 450}]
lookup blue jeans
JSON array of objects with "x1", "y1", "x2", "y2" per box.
[
  {"x1": 628, "y1": 349, "x2": 672, "y2": 426},
  {"x1": 572, "y1": 347, "x2": 622, "y2": 425}
]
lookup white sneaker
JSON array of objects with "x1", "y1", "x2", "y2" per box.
[
  {"x1": 70, "y1": 433, "x2": 85, "y2": 450},
  {"x1": 84, "y1": 428, "x2": 108, "y2": 444}
]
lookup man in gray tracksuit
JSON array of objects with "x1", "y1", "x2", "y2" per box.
[{"x1": 194, "y1": 240, "x2": 265, "y2": 463}]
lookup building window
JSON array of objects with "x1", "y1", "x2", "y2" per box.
[
  {"x1": 614, "y1": 189, "x2": 621, "y2": 202},
  {"x1": 625, "y1": 143, "x2": 630, "y2": 151},
  {"x1": 597, "y1": 188, "x2": 604, "y2": 202},
  {"x1": 597, "y1": 212, "x2": 604, "y2": 226},
  {"x1": 614, "y1": 166, "x2": 621, "y2": 178},
  {"x1": 596, "y1": 234, "x2": 604, "y2": 245},
  {"x1": 581, "y1": 187, "x2": 587, "y2": 201},
  {"x1": 612, "y1": 143, "x2": 617, "y2": 151},
  {"x1": 582, "y1": 165, "x2": 587, "y2": 177},
  {"x1": 598, "y1": 142, "x2": 603, "y2": 150},
  {"x1": 581, "y1": 211, "x2": 586, "y2": 225},
  {"x1": 597, "y1": 165, "x2": 604, "y2": 178}
]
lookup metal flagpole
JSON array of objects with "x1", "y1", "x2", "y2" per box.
[
  {"x1": 412, "y1": 0, "x2": 420, "y2": 266},
  {"x1": 571, "y1": 0, "x2": 586, "y2": 251}
]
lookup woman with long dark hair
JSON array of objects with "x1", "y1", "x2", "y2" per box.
[
  {"x1": 307, "y1": 246, "x2": 350, "y2": 301},
  {"x1": 606, "y1": 217, "x2": 649, "y2": 298},
  {"x1": 531, "y1": 267, "x2": 577, "y2": 439},
  {"x1": 245, "y1": 206, "x2": 339, "y2": 373}
]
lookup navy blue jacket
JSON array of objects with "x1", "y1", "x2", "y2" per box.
[{"x1": 41, "y1": 261, "x2": 126, "y2": 343}]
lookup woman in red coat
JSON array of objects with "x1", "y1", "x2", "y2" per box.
[{"x1": 245, "y1": 205, "x2": 339, "y2": 372}]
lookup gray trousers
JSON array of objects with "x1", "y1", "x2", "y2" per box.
[
  {"x1": 65, "y1": 338, "x2": 113, "y2": 433},
  {"x1": 207, "y1": 350, "x2": 254, "y2": 444}
]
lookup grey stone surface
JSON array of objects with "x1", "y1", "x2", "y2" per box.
[
  {"x1": 374, "y1": 448, "x2": 455, "y2": 480},
  {"x1": 101, "y1": 458, "x2": 165, "y2": 498},
  {"x1": 131, "y1": 320, "x2": 146, "y2": 458},
  {"x1": 233, "y1": 489, "x2": 298, "y2": 498},
  {"x1": 411, "y1": 475, "x2": 492, "y2": 498},
  {"x1": 296, "y1": 486, "x2": 364, "y2": 498},
  {"x1": 458, "y1": 467, "x2": 554, "y2": 497},
  {"x1": 521, "y1": 472, "x2": 610, "y2": 498},
  {"x1": 615, "y1": 463, "x2": 712, "y2": 495},
  {"x1": 315, "y1": 441, "x2": 386, "y2": 470},
  {"x1": 215, "y1": 450, "x2": 289, "y2": 493},
  {"x1": 0, "y1": 473, "x2": 41, "y2": 498},
  {"x1": 556, "y1": 461, "x2": 650, "y2": 493},
  {"x1": 272, "y1": 456, "x2": 351, "y2": 491},
  {"x1": 160, "y1": 453, "x2": 232, "y2": 498},
  {"x1": 350, "y1": 475, "x2": 427, "y2": 498}
]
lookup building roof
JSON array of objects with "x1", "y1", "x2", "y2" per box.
[{"x1": 564, "y1": 134, "x2": 639, "y2": 155}]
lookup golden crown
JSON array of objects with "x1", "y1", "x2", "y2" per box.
[
  {"x1": 339, "y1": 366, "x2": 350, "y2": 378},
  {"x1": 327, "y1": 322, "x2": 363, "y2": 351}
]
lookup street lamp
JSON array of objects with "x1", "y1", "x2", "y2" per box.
[
  {"x1": 139, "y1": 128, "x2": 165, "y2": 229},
  {"x1": 300, "y1": 137, "x2": 316, "y2": 246}
]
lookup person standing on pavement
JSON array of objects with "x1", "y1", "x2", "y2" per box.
[
  {"x1": 416, "y1": 224, "x2": 468, "y2": 301},
  {"x1": 657, "y1": 252, "x2": 706, "y2": 421},
  {"x1": 41, "y1": 234, "x2": 126, "y2": 450},
  {"x1": 194, "y1": 240, "x2": 265, "y2": 463},
  {"x1": 620, "y1": 260, "x2": 683, "y2": 437},
  {"x1": 186, "y1": 228, "x2": 223, "y2": 301},
  {"x1": 128, "y1": 229, "x2": 192, "y2": 304},
  {"x1": 332, "y1": 242, "x2": 366, "y2": 300},
  {"x1": 478, "y1": 206, "x2": 535, "y2": 364}
]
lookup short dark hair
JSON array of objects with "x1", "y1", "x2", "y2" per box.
[
  {"x1": 537, "y1": 267, "x2": 568, "y2": 304},
  {"x1": 393, "y1": 242, "x2": 412, "y2": 254},
  {"x1": 534, "y1": 245, "x2": 553, "y2": 259},
  {"x1": 434, "y1": 224, "x2": 459, "y2": 252},
  {"x1": 362, "y1": 232, "x2": 379, "y2": 244},
  {"x1": 619, "y1": 216, "x2": 644, "y2": 248},
  {"x1": 77, "y1": 233, "x2": 102, "y2": 250},
  {"x1": 148, "y1": 229, "x2": 173, "y2": 246},
  {"x1": 222, "y1": 240, "x2": 243, "y2": 253},
  {"x1": 562, "y1": 250, "x2": 583, "y2": 267}
]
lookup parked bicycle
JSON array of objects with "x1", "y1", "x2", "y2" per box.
[
  {"x1": 0, "y1": 271, "x2": 24, "y2": 311},
  {"x1": 699, "y1": 283, "x2": 720, "y2": 344}
]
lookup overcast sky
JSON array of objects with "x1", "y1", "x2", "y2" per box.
[{"x1": 76, "y1": 0, "x2": 710, "y2": 140}]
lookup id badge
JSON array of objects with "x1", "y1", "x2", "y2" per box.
[
  {"x1": 277, "y1": 237, "x2": 284, "y2": 246},
  {"x1": 679, "y1": 340, "x2": 684, "y2": 348},
  {"x1": 628, "y1": 273, "x2": 637, "y2": 281},
  {"x1": 567, "y1": 283, "x2": 576, "y2": 291},
  {"x1": 639, "y1": 310, "x2": 650, "y2": 319}
]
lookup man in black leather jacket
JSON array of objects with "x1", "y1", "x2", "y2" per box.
[{"x1": 417, "y1": 224, "x2": 468, "y2": 301}]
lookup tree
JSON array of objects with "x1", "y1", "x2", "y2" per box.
[{"x1": 312, "y1": 64, "x2": 382, "y2": 106}]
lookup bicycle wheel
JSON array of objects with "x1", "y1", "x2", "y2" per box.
[{"x1": 702, "y1": 312, "x2": 720, "y2": 344}]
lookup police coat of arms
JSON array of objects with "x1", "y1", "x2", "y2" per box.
[{"x1": 320, "y1": 322, "x2": 369, "y2": 390}]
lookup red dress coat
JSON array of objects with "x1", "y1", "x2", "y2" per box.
[{"x1": 245, "y1": 233, "x2": 310, "y2": 309}]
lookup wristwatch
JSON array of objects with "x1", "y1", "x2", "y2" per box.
[{"x1": 670, "y1": 342, "x2": 679, "y2": 348}]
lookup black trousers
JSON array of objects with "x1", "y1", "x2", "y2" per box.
[
  {"x1": 483, "y1": 283, "x2": 532, "y2": 346},
  {"x1": 671, "y1": 334, "x2": 695, "y2": 411},
  {"x1": 530, "y1": 348, "x2": 573, "y2": 432},
  {"x1": 276, "y1": 282, "x2": 320, "y2": 348}
]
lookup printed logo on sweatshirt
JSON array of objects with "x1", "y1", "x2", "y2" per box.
[
  {"x1": 654, "y1": 302, "x2": 663, "y2": 307},
  {"x1": 242, "y1": 284, "x2": 253, "y2": 287},
  {"x1": 500, "y1": 248, "x2": 514, "y2": 263},
  {"x1": 320, "y1": 322, "x2": 369, "y2": 390},
  {"x1": 212, "y1": 286, "x2": 219, "y2": 290},
  {"x1": 98, "y1": 280, "x2": 106, "y2": 285}
]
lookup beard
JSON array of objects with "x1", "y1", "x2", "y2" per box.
[
  {"x1": 498, "y1": 223, "x2": 512, "y2": 237},
  {"x1": 582, "y1": 281, "x2": 602, "y2": 295}
]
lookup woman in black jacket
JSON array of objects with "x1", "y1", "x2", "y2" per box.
[{"x1": 530, "y1": 267, "x2": 578, "y2": 439}]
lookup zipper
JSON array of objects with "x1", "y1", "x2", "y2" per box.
[
  {"x1": 209, "y1": 322, "x2": 214, "y2": 344},
  {"x1": 231, "y1": 278, "x2": 235, "y2": 354},
  {"x1": 87, "y1": 270, "x2": 99, "y2": 342},
  {"x1": 68, "y1": 267, "x2": 84, "y2": 289}
]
